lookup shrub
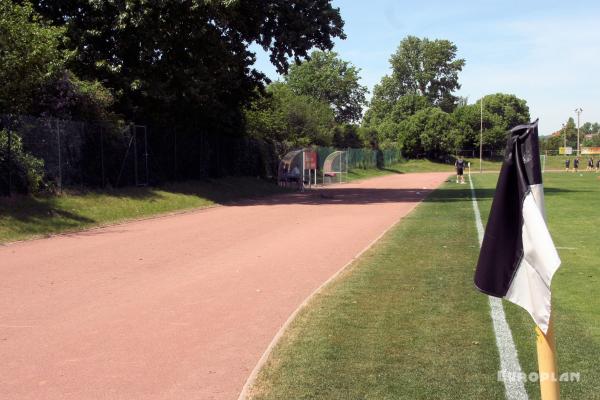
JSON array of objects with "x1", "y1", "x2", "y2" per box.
[{"x1": 0, "y1": 129, "x2": 45, "y2": 194}]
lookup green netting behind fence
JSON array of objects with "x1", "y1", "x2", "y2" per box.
[{"x1": 312, "y1": 146, "x2": 402, "y2": 170}]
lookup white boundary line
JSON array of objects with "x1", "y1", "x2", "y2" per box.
[
  {"x1": 237, "y1": 196, "x2": 429, "y2": 400},
  {"x1": 468, "y1": 173, "x2": 529, "y2": 400}
]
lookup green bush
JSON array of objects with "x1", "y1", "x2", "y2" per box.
[{"x1": 0, "y1": 129, "x2": 45, "y2": 194}]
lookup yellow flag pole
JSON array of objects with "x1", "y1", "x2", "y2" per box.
[{"x1": 535, "y1": 315, "x2": 560, "y2": 399}]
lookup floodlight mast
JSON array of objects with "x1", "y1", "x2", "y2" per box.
[{"x1": 562, "y1": 123, "x2": 566, "y2": 150}]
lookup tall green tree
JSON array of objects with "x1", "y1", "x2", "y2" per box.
[
  {"x1": 33, "y1": 0, "x2": 346, "y2": 133},
  {"x1": 363, "y1": 76, "x2": 401, "y2": 127},
  {"x1": 364, "y1": 36, "x2": 465, "y2": 133},
  {"x1": 0, "y1": 0, "x2": 65, "y2": 113},
  {"x1": 398, "y1": 107, "x2": 459, "y2": 158},
  {"x1": 0, "y1": 1, "x2": 114, "y2": 120},
  {"x1": 245, "y1": 83, "x2": 335, "y2": 147},
  {"x1": 459, "y1": 93, "x2": 530, "y2": 150},
  {"x1": 388, "y1": 36, "x2": 465, "y2": 111},
  {"x1": 285, "y1": 51, "x2": 368, "y2": 123},
  {"x1": 331, "y1": 124, "x2": 364, "y2": 148},
  {"x1": 561, "y1": 117, "x2": 578, "y2": 147}
]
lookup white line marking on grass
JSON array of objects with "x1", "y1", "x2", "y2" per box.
[{"x1": 469, "y1": 174, "x2": 528, "y2": 400}]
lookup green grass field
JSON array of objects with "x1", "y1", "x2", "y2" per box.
[
  {"x1": 541, "y1": 154, "x2": 600, "y2": 171},
  {"x1": 347, "y1": 157, "x2": 501, "y2": 182},
  {"x1": 248, "y1": 171, "x2": 600, "y2": 399},
  {"x1": 473, "y1": 172, "x2": 600, "y2": 399},
  {"x1": 0, "y1": 177, "x2": 288, "y2": 243}
]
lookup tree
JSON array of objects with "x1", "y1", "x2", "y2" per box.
[
  {"x1": 363, "y1": 93, "x2": 432, "y2": 151},
  {"x1": 33, "y1": 70, "x2": 115, "y2": 121},
  {"x1": 451, "y1": 104, "x2": 478, "y2": 148},
  {"x1": 456, "y1": 93, "x2": 530, "y2": 150},
  {"x1": 331, "y1": 124, "x2": 364, "y2": 148},
  {"x1": 583, "y1": 134, "x2": 600, "y2": 147},
  {"x1": 540, "y1": 135, "x2": 562, "y2": 153},
  {"x1": 388, "y1": 36, "x2": 465, "y2": 111},
  {"x1": 364, "y1": 36, "x2": 465, "y2": 131},
  {"x1": 0, "y1": 1, "x2": 65, "y2": 113},
  {"x1": 563, "y1": 117, "x2": 578, "y2": 147},
  {"x1": 245, "y1": 83, "x2": 335, "y2": 147},
  {"x1": 33, "y1": 1, "x2": 346, "y2": 134},
  {"x1": 479, "y1": 93, "x2": 530, "y2": 132},
  {"x1": 0, "y1": 1, "x2": 116, "y2": 121},
  {"x1": 286, "y1": 51, "x2": 368, "y2": 123},
  {"x1": 363, "y1": 76, "x2": 403, "y2": 127},
  {"x1": 389, "y1": 94, "x2": 431, "y2": 123},
  {"x1": 399, "y1": 107, "x2": 459, "y2": 157},
  {"x1": 357, "y1": 126, "x2": 380, "y2": 150}
]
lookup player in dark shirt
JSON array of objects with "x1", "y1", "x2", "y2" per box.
[
  {"x1": 565, "y1": 158, "x2": 570, "y2": 171},
  {"x1": 574, "y1": 157, "x2": 580, "y2": 172},
  {"x1": 455, "y1": 156, "x2": 466, "y2": 184}
]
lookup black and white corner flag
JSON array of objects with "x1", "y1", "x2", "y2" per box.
[{"x1": 474, "y1": 120, "x2": 561, "y2": 334}]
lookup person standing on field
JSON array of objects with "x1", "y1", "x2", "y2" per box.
[
  {"x1": 455, "y1": 156, "x2": 466, "y2": 184},
  {"x1": 565, "y1": 158, "x2": 570, "y2": 171},
  {"x1": 574, "y1": 157, "x2": 579, "y2": 173}
]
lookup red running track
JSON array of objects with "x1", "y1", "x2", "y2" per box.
[{"x1": 0, "y1": 172, "x2": 449, "y2": 399}]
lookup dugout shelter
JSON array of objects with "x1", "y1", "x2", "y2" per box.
[
  {"x1": 322, "y1": 150, "x2": 348, "y2": 185},
  {"x1": 277, "y1": 149, "x2": 318, "y2": 190}
]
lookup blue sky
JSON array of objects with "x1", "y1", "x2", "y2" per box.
[{"x1": 251, "y1": 0, "x2": 600, "y2": 136}]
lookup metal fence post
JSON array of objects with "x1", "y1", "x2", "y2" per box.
[
  {"x1": 100, "y1": 126, "x2": 105, "y2": 187},
  {"x1": 132, "y1": 123, "x2": 138, "y2": 186},
  {"x1": 56, "y1": 119, "x2": 62, "y2": 193},
  {"x1": 7, "y1": 129, "x2": 11, "y2": 196},
  {"x1": 143, "y1": 126, "x2": 149, "y2": 186},
  {"x1": 173, "y1": 128, "x2": 177, "y2": 180}
]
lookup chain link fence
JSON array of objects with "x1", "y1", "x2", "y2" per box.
[
  {"x1": 1, "y1": 114, "x2": 405, "y2": 196},
  {"x1": 455, "y1": 148, "x2": 505, "y2": 160},
  {"x1": 314, "y1": 146, "x2": 402, "y2": 170},
  {"x1": 0, "y1": 115, "x2": 148, "y2": 194}
]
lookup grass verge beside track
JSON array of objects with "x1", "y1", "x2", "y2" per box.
[
  {"x1": 347, "y1": 158, "x2": 501, "y2": 182},
  {"x1": 0, "y1": 177, "x2": 288, "y2": 243},
  {"x1": 248, "y1": 179, "x2": 506, "y2": 400},
  {"x1": 472, "y1": 172, "x2": 600, "y2": 399}
]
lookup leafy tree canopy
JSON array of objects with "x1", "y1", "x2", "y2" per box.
[
  {"x1": 245, "y1": 82, "x2": 335, "y2": 147},
  {"x1": 331, "y1": 124, "x2": 364, "y2": 148},
  {"x1": 398, "y1": 107, "x2": 461, "y2": 157},
  {"x1": 388, "y1": 36, "x2": 465, "y2": 111},
  {"x1": 365, "y1": 36, "x2": 465, "y2": 132},
  {"x1": 476, "y1": 93, "x2": 530, "y2": 148},
  {"x1": 286, "y1": 51, "x2": 368, "y2": 124},
  {"x1": 0, "y1": 0, "x2": 66, "y2": 113},
  {"x1": 33, "y1": 0, "x2": 346, "y2": 133}
]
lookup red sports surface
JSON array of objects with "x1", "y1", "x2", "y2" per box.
[{"x1": 0, "y1": 172, "x2": 448, "y2": 400}]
